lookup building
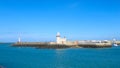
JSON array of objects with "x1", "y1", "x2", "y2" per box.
[{"x1": 56, "y1": 32, "x2": 67, "y2": 44}]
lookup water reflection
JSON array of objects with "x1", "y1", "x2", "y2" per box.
[
  {"x1": 55, "y1": 49, "x2": 67, "y2": 55},
  {"x1": 54, "y1": 49, "x2": 68, "y2": 68}
]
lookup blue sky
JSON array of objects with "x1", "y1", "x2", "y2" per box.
[{"x1": 0, "y1": 0, "x2": 120, "y2": 42}]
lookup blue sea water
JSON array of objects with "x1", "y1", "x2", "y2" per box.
[{"x1": 0, "y1": 43, "x2": 120, "y2": 68}]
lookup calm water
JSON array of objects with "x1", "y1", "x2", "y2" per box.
[{"x1": 0, "y1": 43, "x2": 120, "y2": 68}]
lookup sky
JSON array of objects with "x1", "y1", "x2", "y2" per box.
[{"x1": 0, "y1": 0, "x2": 120, "y2": 42}]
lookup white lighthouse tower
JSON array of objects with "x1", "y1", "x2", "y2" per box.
[
  {"x1": 56, "y1": 32, "x2": 67, "y2": 44},
  {"x1": 56, "y1": 32, "x2": 61, "y2": 44}
]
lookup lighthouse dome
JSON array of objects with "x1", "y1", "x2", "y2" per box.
[{"x1": 56, "y1": 32, "x2": 60, "y2": 37}]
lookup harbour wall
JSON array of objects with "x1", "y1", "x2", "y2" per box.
[
  {"x1": 12, "y1": 42, "x2": 112, "y2": 49},
  {"x1": 114, "y1": 41, "x2": 120, "y2": 45}
]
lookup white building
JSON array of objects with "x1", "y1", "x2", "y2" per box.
[{"x1": 56, "y1": 32, "x2": 67, "y2": 44}]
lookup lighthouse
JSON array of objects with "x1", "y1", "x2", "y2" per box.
[
  {"x1": 56, "y1": 32, "x2": 67, "y2": 44},
  {"x1": 56, "y1": 32, "x2": 61, "y2": 44}
]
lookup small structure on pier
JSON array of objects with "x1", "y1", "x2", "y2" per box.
[{"x1": 18, "y1": 37, "x2": 21, "y2": 43}]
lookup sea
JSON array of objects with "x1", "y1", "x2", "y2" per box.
[{"x1": 0, "y1": 43, "x2": 120, "y2": 68}]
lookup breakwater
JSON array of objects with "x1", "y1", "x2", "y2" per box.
[
  {"x1": 12, "y1": 42, "x2": 112, "y2": 49},
  {"x1": 78, "y1": 44, "x2": 111, "y2": 48},
  {"x1": 12, "y1": 42, "x2": 71, "y2": 49},
  {"x1": 115, "y1": 41, "x2": 120, "y2": 45}
]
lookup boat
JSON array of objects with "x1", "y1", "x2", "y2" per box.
[{"x1": 113, "y1": 44, "x2": 118, "y2": 46}]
